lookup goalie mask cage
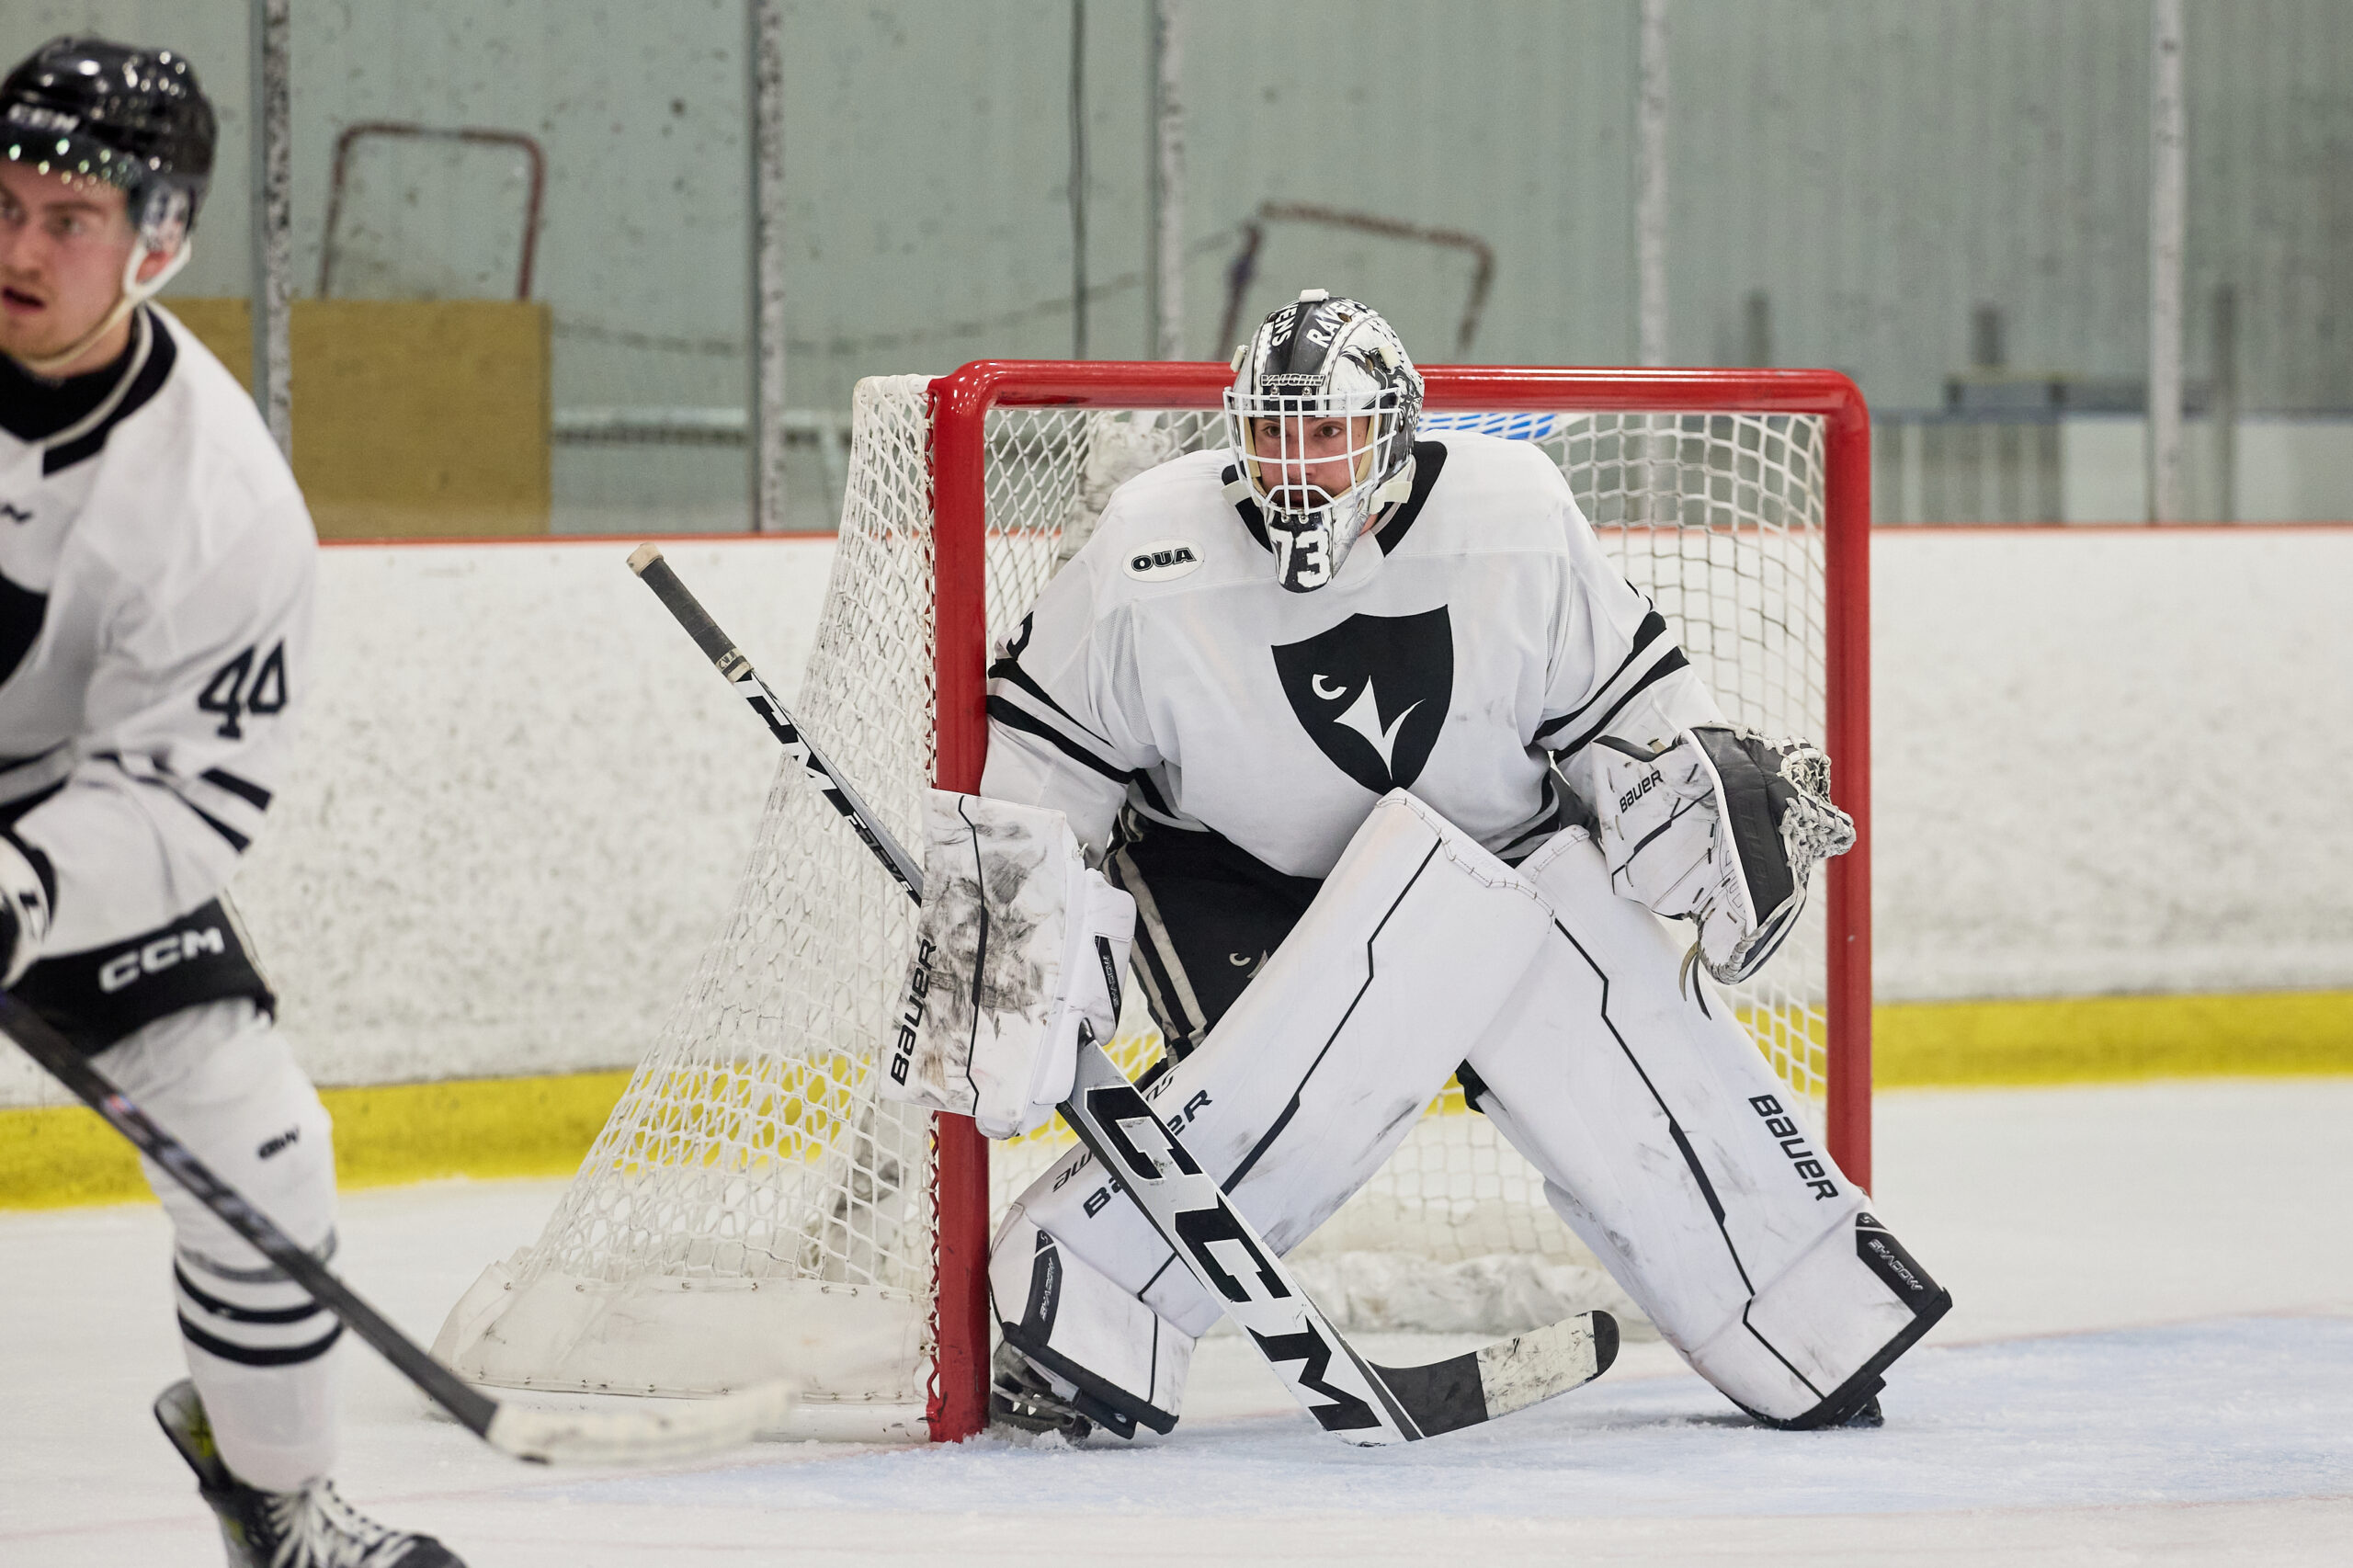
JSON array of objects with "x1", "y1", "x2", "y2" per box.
[{"x1": 434, "y1": 361, "x2": 1870, "y2": 1446}]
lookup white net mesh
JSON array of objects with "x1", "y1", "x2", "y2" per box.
[
  {"x1": 528, "y1": 379, "x2": 942, "y2": 1303},
  {"x1": 443, "y1": 377, "x2": 1838, "y2": 1423}
]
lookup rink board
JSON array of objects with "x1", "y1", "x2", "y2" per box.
[
  {"x1": 8, "y1": 988, "x2": 2349, "y2": 1210},
  {"x1": 2, "y1": 525, "x2": 2350, "y2": 1146}
]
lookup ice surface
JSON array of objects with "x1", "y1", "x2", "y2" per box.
[{"x1": 4, "y1": 1081, "x2": 2349, "y2": 1566}]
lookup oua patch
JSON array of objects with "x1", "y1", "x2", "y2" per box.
[{"x1": 1123, "y1": 540, "x2": 1204, "y2": 582}]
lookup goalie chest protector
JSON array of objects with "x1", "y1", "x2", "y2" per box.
[{"x1": 985, "y1": 432, "x2": 1692, "y2": 880}]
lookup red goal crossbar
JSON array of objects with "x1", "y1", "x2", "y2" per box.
[{"x1": 923, "y1": 360, "x2": 1873, "y2": 1442}]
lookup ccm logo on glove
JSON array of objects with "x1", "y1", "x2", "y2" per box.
[{"x1": 98, "y1": 926, "x2": 229, "y2": 994}]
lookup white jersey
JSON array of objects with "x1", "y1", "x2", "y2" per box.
[
  {"x1": 0, "y1": 304, "x2": 313, "y2": 1043},
  {"x1": 981, "y1": 432, "x2": 1725, "y2": 880}
]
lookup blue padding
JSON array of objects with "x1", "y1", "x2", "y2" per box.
[{"x1": 1419, "y1": 411, "x2": 1567, "y2": 441}]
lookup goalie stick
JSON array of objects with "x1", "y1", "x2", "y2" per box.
[
  {"x1": 0, "y1": 995, "x2": 795, "y2": 1466},
  {"x1": 630, "y1": 542, "x2": 1618, "y2": 1446}
]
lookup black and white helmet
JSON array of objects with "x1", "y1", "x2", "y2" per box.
[
  {"x1": 4, "y1": 39, "x2": 215, "y2": 243},
  {"x1": 2, "y1": 37, "x2": 215, "y2": 336},
  {"x1": 1223, "y1": 290, "x2": 1423, "y2": 593},
  {"x1": 2, "y1": 39, "x2": 216, "y2": 375}
]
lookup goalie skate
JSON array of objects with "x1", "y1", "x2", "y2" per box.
[{"x1": 987, "y1": 1341, "x2": 1098, "y2": 1443}]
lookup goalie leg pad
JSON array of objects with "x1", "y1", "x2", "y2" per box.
[
  {"x1": 988, "y1": 1210, "x2": 1193, "y2": 1437},
  {"x1": 1464, "y1": 827, "x2": 1949, "y2": 1426},
  {"x1": 97, "y1": 1001, "x2": 343, "y2": 1492},
  {"x1": 1005, "y1": 790, "x2": 1555, "y2": 1346}
]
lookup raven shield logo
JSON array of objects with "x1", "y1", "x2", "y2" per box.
[{"x1": 1271, "y1": 607, "x2": 1453, "y2": 793}]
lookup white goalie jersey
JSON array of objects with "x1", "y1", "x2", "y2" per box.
[{"x1": 981, "y1": 431, "x2": 1727, "y2": 876}]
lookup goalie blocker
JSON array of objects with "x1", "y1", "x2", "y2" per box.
[
  {"x1": 885, "y1": 790, "x2": 1136, "y2": 1140},
  {"x1": 950, "y1": 790, "x2": 1945, "y2": 1437}
]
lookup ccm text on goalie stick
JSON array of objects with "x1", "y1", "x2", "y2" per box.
[{"x1": 629, "y1": 542, "x2": 1617, "y2": 1445}]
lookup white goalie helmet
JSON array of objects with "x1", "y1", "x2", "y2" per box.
[{"x1": 1223, "y1": 290, "x2": 1424, "y2": 593}]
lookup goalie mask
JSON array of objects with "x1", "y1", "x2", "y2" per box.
[{"x1": 1224, "y1": 290, "x2": 1423, "y2": 593}]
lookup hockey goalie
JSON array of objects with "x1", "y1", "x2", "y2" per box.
[{"x1": 892, "y1": 290, "x2": 1949, "y2": 1442}]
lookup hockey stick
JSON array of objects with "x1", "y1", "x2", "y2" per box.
[
  {"x1": 631, "y1": 543, "x2": 1617, "y2": 1445},
  {"x1": 1, "y1": 994, "x2": 794, "y2": 1465}
]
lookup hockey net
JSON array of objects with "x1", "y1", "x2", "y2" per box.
[{"x1": 435, "y1": 363, "x2": 1870, "y2": 1443}]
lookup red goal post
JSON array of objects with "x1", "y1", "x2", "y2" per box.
[{"x1": 923, "y1": 360, "x2": 1873, "y2": 1442}]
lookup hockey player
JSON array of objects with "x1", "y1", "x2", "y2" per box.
[
  {"x1": 892, "y1": 290, "x2": 1949, "y2": 1442},
  {"x1": 0, "y1": 38, "x2": 461, "y2": 1566}
]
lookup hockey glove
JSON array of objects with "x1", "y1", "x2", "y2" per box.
[
  {"x1": 881, "y1": 790, "x2": 1135, "y2": 1139},
  {"x1": 1593, "y1": 726, "x2": 1855, "y2": 984},
  {"x1": 0, "y1": 832, "x2": 53, "y2": 988}
]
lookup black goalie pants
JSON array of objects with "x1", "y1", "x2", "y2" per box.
[{"x1": 1105, "y1": 810, "x2": 1324, "y2": 1062}]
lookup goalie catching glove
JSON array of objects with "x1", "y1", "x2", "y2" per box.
[
  {"x1": 1593, "y1": 726, "x2": 1855, "y2": 984},
  {"x1": 881, "y1": 791, "x2": 1135, "y2": 1139}
]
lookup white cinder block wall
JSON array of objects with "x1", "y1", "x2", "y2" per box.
[{"x1": 3, "y1": 528, "x2": 2347, "y2": 1108}]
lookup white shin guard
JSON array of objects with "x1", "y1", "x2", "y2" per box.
[
  {"x1": 98, "y1": 1001, "x2": 342, "y2": 1491},
  {"x1": 1466, "y1": 828, "x2": 1949, "y2": 1426},
  {"x1": 995, "y1": 791, "x2": 1553, "y2": 1427}
]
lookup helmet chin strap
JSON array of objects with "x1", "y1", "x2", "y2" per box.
[
  {"x1": 1357, "y1": 456, "x2": 1418, "y2": 539},
  {"x1": 12, "y1": 239, "x2": 192, "y2": 380},
  {"x1": 1370, "y1": 459, "x2": 1416, "y2": 507}
]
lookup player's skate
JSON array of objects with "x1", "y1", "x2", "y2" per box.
[{"x1": 154, "y1": 1381, "x2": 465, "y2": 1567}]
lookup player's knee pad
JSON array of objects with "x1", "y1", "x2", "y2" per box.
[
  {"x1": 97, "y1": 1001, "x2": 342, "y2": 1490},
  {"x1": 100, "y1": 1000, "x2": 338, "y2": 1267},
  {"x1": 989, "y1": 1209, "x2": 1194, "y2": 1437},
  {"x1": 1012, "y1": 790, "x2": 1554, "y2": 1341},
  {"x1": 1466, "y1": 828, "x2": 1949, "y2": 1426}
]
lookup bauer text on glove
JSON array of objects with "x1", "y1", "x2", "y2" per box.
[
  {"x1": 1591, "y1": 726, "x2": 1854, "y2": 984},
  {"x1": 880, "y1": 791, "x2": 1135, "y2": 1139}
]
